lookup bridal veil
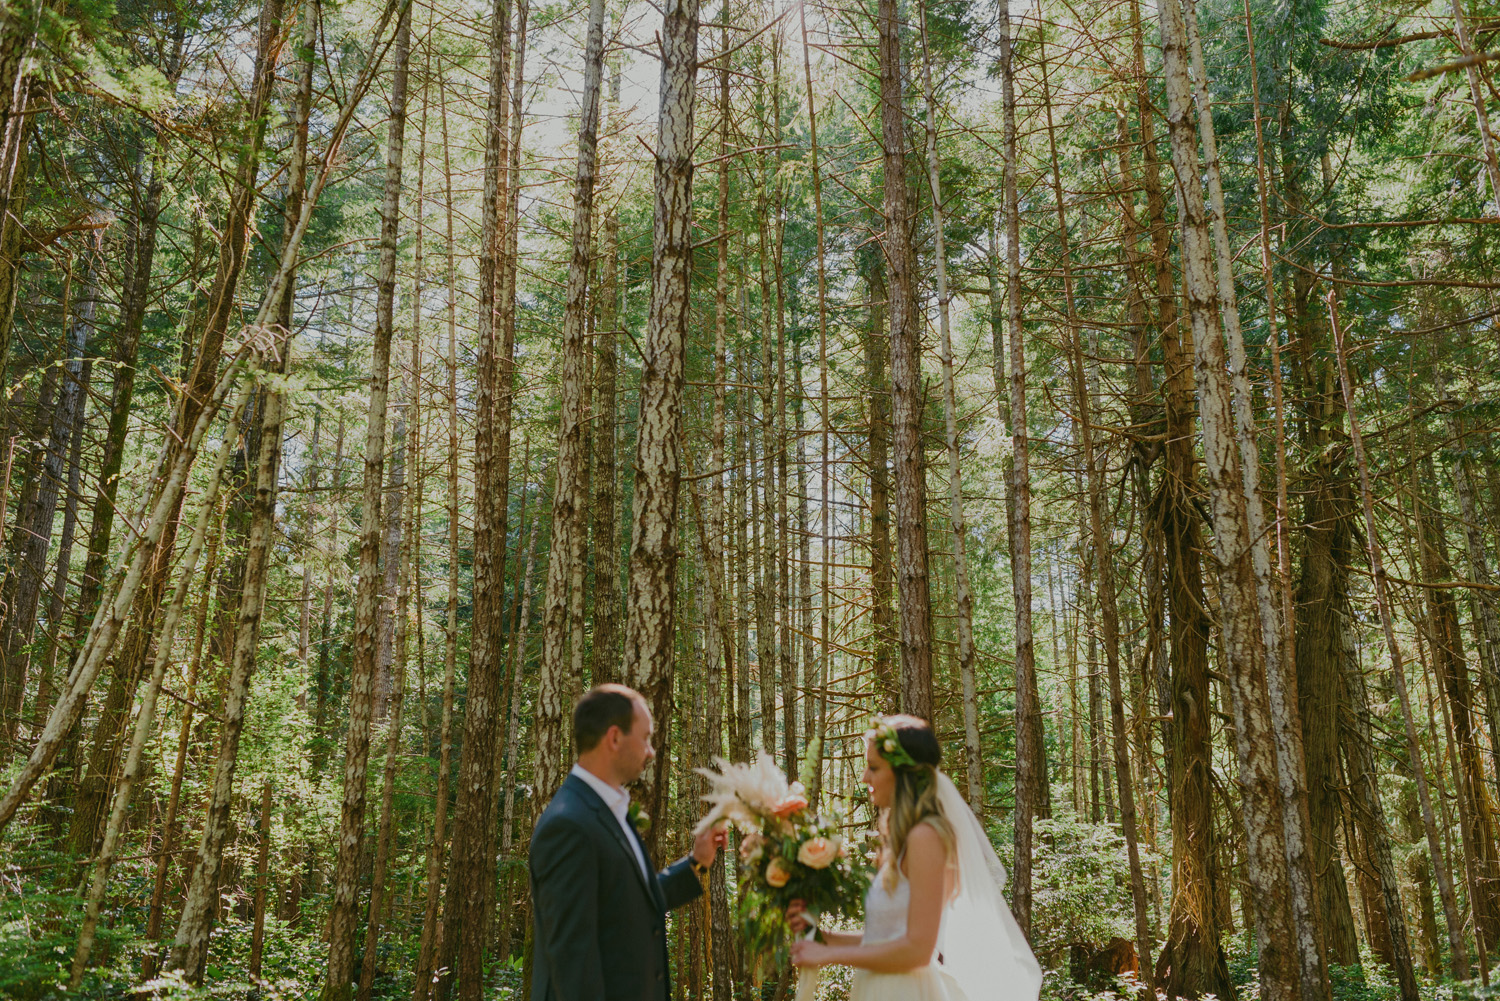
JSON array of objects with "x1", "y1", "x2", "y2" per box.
[{"x1": 935, "y1": 771, "x2": 1044, "y2": 1001}]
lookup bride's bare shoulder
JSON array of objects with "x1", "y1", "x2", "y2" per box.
[{"x1": 901, "y1": 821, "x2": 949, "y2": 864}]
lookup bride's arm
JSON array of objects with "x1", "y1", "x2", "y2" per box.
[{"x1": 792, "y1": 824, "x2": 948, "y2": 974}]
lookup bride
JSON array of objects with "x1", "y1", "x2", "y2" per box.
[{"x1": 787, "y1": 715, "x2": 1043, "y2": 1001}]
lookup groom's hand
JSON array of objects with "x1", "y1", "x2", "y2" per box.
[{"x1": 692, "y1": 821, "x2": 727, "y2": 868}]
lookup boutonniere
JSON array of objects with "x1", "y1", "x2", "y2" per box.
[{"x1": 627, "y1": 801, "x2": 651, "y2": 837}]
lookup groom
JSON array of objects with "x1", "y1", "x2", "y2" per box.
[{"x1": 530, "y1": 683, "x2": 725, "y2": 1001}]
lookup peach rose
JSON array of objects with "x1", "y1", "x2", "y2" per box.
[
  {"x1": 765, "y1": 856, "x2": 793, "y2": 888},
  {"x1": 797, "y1": 836, "x2": 840, "y2": 870},
  {"x1": 739, "y1": 832, "x2": 764, "y2": 862},
  {"x1": 772, "y1": 785, "x2": 809, "y2": 818}
]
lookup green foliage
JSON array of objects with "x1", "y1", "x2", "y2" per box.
[{"x1": 1027, "y1": 816, "x2": 1147, "y2": 960}]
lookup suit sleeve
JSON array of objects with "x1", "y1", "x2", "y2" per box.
[
  {"x1": 658, "y1": 855, "x2": 704, "y2": 911},
  {"x1": 531, "y1": 816, "x2": 606, "y2": 1001}
]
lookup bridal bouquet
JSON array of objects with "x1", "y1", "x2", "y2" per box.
[{"x1": 694, "y1": 751, "x2": 868, "y2": 965}]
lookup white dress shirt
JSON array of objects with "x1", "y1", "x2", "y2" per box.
[{"x1": 571, "y1": 763, "x2": 651, "y2": 881}]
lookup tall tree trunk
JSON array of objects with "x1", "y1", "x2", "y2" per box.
[
  {"x1": 359, "y1": 402, "x2": 412, "y2": 1001},
  {"x1": 440, "y1": 0, "x2": 521, "y2": 988},
  {"x1": 917, "y1": 4, "x2": 981, "y2": 810},
  {"x1": 875, "y1": 0, "x2": 933, "y2": 720},
  {"x1": 1038, "y1": 29, "x2": 1154, "y2": 983},
  {"x1": 863, "y1": 257, "x2": 897, "y2": 715},
  {"x1": 621, "y1": 0, "x2": 699, "y2": 854},
  {"x1": 537, "y1": 0, "x2": 606, "y2": 804},
  {"x1": 490, "y1": 440, "x2": 534, "y2": 951},
  {"x1": 249, "y1": 780, "x2": 274, "y2": 978},
  {"x1": 1181, "y1": 4, "x2": 1329, "y2": 993},
  {"x1": 412, "y1": 59, "x2": 465, "y2": 1001},
  {"x1": 501, "y1": 504, "x2": 542, "y2": 856},
  {"x1": 1156, "y1": 2, "x2": 1301, "y2": 998},
  {"x1": 321, "y1": 6, "x2": 411, "y2": 996},
  {"x1": 1415, "y1": 452, "x2": 1500, "y2": 955},
  {"x1": 754, "y1": 153, "x2": 778, "y2": 762},
  {"x1": 710, "y1": 10, "x2": 736, "y2": 989},
  {"x1": 1291, "y1": 337, "x2": 1360, "y2": 968},
  {"x1": 1440, "y1": 374, "x2": 1500, "y2": 785},
  {"x1": 588, "y1": 57, "x2": 622, "y2": 687},
  {"x1": 168, "y1": 342, "x2": 291, "y2": 982},
  {"x1": 1124, "y1": 5, "x2": 1227, "y2": 986},
  {"x1": 29, "y1": 343, "x2": 89, "y2": 737},
  {"x1": 993, "y1": 0, "x2": 1043, "y2": 932}
]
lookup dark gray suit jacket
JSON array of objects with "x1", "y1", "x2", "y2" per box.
[{"x1": 529, "y1": 773, "x2": 703, "y2": 1001}]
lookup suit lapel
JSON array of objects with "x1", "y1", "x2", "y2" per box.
[
  {"x1": 566, "y1": 774, "x2": 655, "y2": 901},
  {"x1": 629, "y1": 821, "x2": 667, "y2": 910}
]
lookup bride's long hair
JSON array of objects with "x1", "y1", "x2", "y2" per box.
[{"x1": 874, "y1": 714, "x2": 955, "y2": 888}]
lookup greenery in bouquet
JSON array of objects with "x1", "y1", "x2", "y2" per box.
[{"x1": 696, "y1": 751, "x2": 870, "y2": 962}]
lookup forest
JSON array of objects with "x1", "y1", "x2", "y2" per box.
[{"x1": 0, "y1": 0, "x2": 1498, "y2": 994}]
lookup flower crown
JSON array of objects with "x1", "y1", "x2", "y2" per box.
[{"x1": 866, "y1": 717, "x2": 919, "y2": 770}]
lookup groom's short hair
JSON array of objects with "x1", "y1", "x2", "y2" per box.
[{"x1": 575, "y1": 683, "x2": 644, "y2": 752}]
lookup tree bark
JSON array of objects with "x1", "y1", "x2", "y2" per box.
[
  {"x1": 249, "y1": 780, "x2": 274, "y2": 978},
  {"x1": 322, "y1": 6, "x2": 410, "y2": 996},
  {"x1": 993, "y1": 0, "x2": 1043, "y2": 932},
  {"x1": 621, "y1": 0, "x2": 699, "y2": 851},
  {"x1": 168, "y1": 351, "x2": 291, "y2": 982},
  {"x1": 1156, "y1": 2, "x2": 1301, "y2": 998},
  {"x1": 537, "y1": 0, "x2": 606, "y2": 805},
  {"x1": 412, "y1": 59, "x2": 465, "y2": 1001},
  {"x1": 1120, "y1": 9, "x2": 1228, "y2": 986},
  {"x1": 875, "y1": 0, "x2": 933, "y2": 720},
  {"x1": 588, "y1": 57, "x2": 622, "y2": 687},
  {"x1": 69, "y1": 382, "x2": 250, "y2": 986},
  {"x1": 864, "y1": 258, "x2": 897, "y2": 714},
  {"x1": 359, "y1": 403, "x2": 412, "y2": 1001},
  {"x1": 917, "y1": 4, "x2": 981, "y2": 811},
  {"x1": 1291, "y1": 342, "x2": 1360, "y2": 968}
]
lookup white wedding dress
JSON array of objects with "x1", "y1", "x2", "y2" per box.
[
  {"x1": 849, "y1": 869, "x2": 969, "y2": 1001},
  {"x1": 848, "y1": 774, "x2": 1044, "y2": 1001}
]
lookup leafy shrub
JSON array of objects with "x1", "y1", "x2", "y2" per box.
[{"x1": 1028, "y1": 815, "x2": 1147, "y2": 965}]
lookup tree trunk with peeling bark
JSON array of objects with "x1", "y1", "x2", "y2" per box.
[
  {"x1": 622, "y1": 0, "x2": 699, "y2": 847},
  {"x1": 1156, "y1": 2, "x2": 1301, "y2": 999}
]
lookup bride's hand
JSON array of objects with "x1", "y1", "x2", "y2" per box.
[
  {"x1": 790, "y1": 938, "x2": 834, "y2": 969},
  {"x1": 785, "y1": 899, "x2": 813, "y2": 934}
]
